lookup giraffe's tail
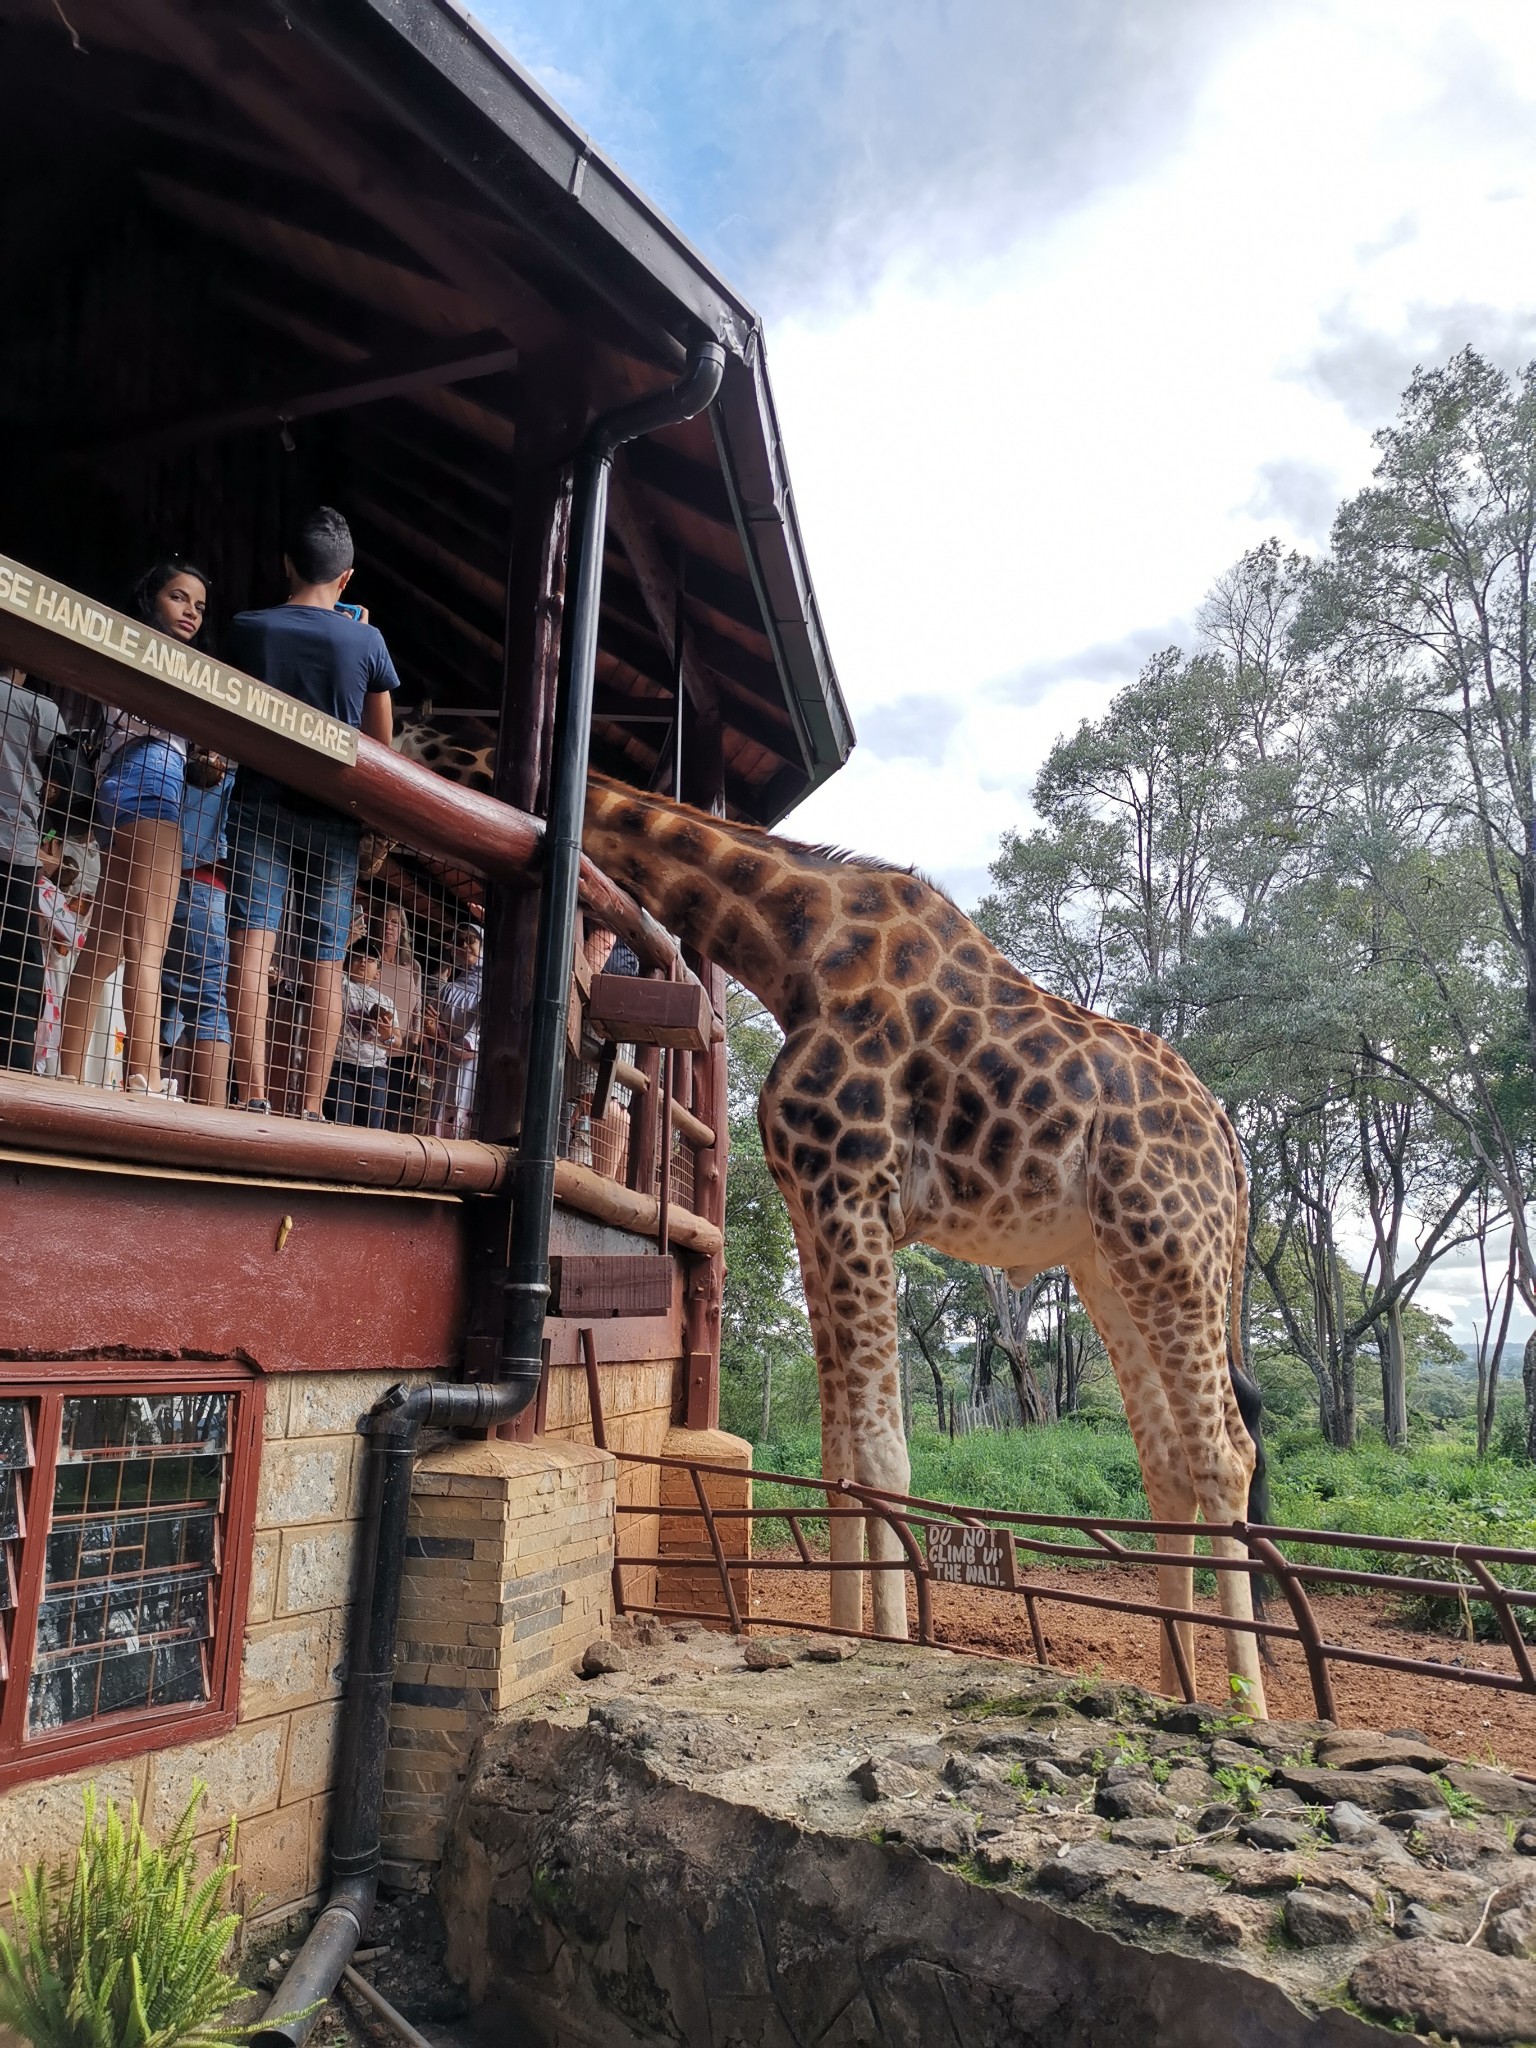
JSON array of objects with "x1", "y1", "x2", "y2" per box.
[{"x1": 1222, "y1": 1111, "x2": 1275, "y2": 1655}]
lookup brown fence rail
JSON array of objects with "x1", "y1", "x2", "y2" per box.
[{"x1": 613, "y1": 1450, "x2": 1536, "y2": 1725}]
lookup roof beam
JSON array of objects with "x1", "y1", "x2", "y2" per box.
[
  {"x1": 73, "y1": 337, "x2": 518, "y2": 464},
  {"x1": 605, "y1": 469, "x2": 714, "y2": 721},
  {"x1": 626, "y1": 440, "x2": 734, "y2": 527},
  {"x1": 130, "y1": 0, "x2": 567, "y2": 353}
]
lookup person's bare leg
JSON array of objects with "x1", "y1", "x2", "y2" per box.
[
  {"x1": 59, "y1": 855, "x2": 129, "y2": 1082},
  {"x1": 190, "y1": 1037, "x2": 231, "y2": 1107},
  {"x1": 300, "y1": 958, "x2": 345, "y2": 1116},
  {"x1": 116, "y1": 819, "x2": 182, "y2": 1089},
  {"x1": 229, "y1": 928, "x2": 279, "y2": 1104}
]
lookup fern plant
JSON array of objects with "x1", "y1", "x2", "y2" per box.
[{"x1": 0, "y1": 1783, "x2": 253, "y2": 2048}]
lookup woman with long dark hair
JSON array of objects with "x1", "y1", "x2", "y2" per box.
[{"x1": 59, "y1": 560, "x2": 209, "y2": 1094}]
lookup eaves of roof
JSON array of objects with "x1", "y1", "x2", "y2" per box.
[{"x1": 274, "y1": 0, "x2": 854, "y2": 819}]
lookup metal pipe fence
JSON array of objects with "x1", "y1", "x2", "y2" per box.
[{"x1": 613, "y1": 1449, "x2": 1536, "y2": 1726}]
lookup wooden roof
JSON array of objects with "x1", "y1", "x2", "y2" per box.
[{"x1": 0, "y1": 0, "x2": 852, "y2": 823}]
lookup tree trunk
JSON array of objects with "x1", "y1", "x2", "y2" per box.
[
  {"x1": 1380, "y1": 1299, "x2": 1408, "y2": 1448},
  {"x1": 759, "y1": 1348, "x2": 772, "y2": 1440},
  {"x1": 1523, "y1": 1329, "x2": 1536, "y2": 1464}
]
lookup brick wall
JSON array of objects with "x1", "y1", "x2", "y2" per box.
[
  {"x1": 0, "y1": 1368, "x2": 421, "y2": 1932},
  {"x1": 380, "y1": 1437, "x2": 615, "y2": 1878}
]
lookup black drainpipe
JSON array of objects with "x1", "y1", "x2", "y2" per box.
[{"x1": 253, "y1": 340, "x2": 724, "y2": 2048}]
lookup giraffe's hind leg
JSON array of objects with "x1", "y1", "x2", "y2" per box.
[
  {"x1": 1071, "y1": 1259, "x2": 1199, "y2": 1699},
  {"x1": 1081, "y1": 1250, "x2": 1266, "y2": 1716}
]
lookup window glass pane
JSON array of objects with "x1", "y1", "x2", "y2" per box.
[
  {"x1": 27, "y1": 1392, "x2": 234, "y2": 1739},
  {"x1": 0, "y1": 1404, "x2": 32, "y2": 1700}
]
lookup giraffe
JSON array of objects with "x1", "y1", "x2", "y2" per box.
[
  {"x1": 583, "y1": 774, "x2": 1268, "y2": 1714},
  {"x1": 394, "y1": 715, "x2": 499, "y2": 795}
]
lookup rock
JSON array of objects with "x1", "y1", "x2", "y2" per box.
[
  {"x1": 1038, "y1": 1841, "x2": 1149, "y2": 1901},
  {"x1": 1351, "y1": 1939, "x2": 1536, "y2": 2043},
  {"x1": 941, "y1": 1752, "x2": 984, "y2": 1791},
  {"x1": 1517, "y1": 1820, "x2": 1536, "y2": 1856},
  {"x1": 1111, "y1": 1872, "x2": 1224, "y2": 1927},
  {"x1": 848, "y1": 1756, "x2": 923, "y2": 1803},
  {"x1": 1328, "y1": 1801, "x2": 1410, "y2": 1860},
  {"x1": 1209, "y1": 1737, "x2": 1270, "y2": 1770},
  {"x1": 972, "y1": 1840, "x2": 1020, "y2": 1882},
  {"x1": 1314, "y1": 1730, "x2": 1449, "y2": 1774},
  {"x1": 1274, "y1": 1764, "x2": 1446, "y2": 1813},
  {"x1": 586, "y1": 1699, "x2": 652, "y2": 1744},
  {"x1": 1196, "y1": 1803, "x2": 1240, "y2": 1834},
  {"x1": 1162, "y1": 1766, "x2": 1223, "y2": 1810},
  {"x1": 1156, "y1": 1702, "x2": 1226, "y2": 1736},
  {"x1": 1109, "y1": 1872, "x2": 1268, "y2": 1948},
  {"x1": 1109, "y1": 1819, "x2": 1180, "y2": 1852},
  {"x1": 1396, "y1": 1903, "x2": 1459, "y2": 1943},
  {"x1": 974, "y1": 1729, "x2": 1057, "y2": 1761},
  {"x1": 1239, "y1": 1816, "x2": 1307, "y2": 1852},
  {"x1": 1029, "y1": 1761, "x2": 1081, "y2": 1797},
  {"x1": 1182, "y1": 1848, "x2": 1318, "y2": 1893},
  {"x1": 1095, "y1": 1778, "x2": 1172, "y2": 1822},
  {"x1": 1282, "y1": 1888, "x2": 1374, "y2": 1945},
  {"x1": 800, "y1": 1640, "x2": 857, "y2": 1663},
  {"x1": 1488, "y1": 1904, "x2": 1536, "y2": 1959},
  {"x1": 578, "y1": 1639, "x2": 631, "y2": 1678},
  {"x1": 742, "y1": 1639, "x2": 794, "y2": 1671},
  {"x1": 884, "y1": 1809, "x2": 976, "y2": 1861},
  {"x1": 1442, "y1": 1763, "x2": 1536, "y2": 1817},
  {"x1": 1489, "y1": 1872, "x2": 1536, "y2": 1915},
  {"x1": 1073, "y1": 1685, "x2": 1142, "y2": 1719}
]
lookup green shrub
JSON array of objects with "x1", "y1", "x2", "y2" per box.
[{"x1": 0, "y1": 1784, "x2": 254, "y2": 2048}]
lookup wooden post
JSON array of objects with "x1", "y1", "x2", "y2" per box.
[
  {"x1": 682, "y1": 699, "x2": 728, "y2": 1432},
  {"x1": 466, "y1": 454, "x2": 572, "y2": 1386}
]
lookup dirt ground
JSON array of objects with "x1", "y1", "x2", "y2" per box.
[{"x1": 745, "y1": 1554, "x2": 1536, "y2": 1773}]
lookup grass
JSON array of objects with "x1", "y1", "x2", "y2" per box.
[{"x1": 749, "y1": 1415, "x2": 1536, "y2": 1636}]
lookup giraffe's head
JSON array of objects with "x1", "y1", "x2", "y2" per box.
[{"x1": 394, "y1": 715, "x2": 498, "y2": 796}]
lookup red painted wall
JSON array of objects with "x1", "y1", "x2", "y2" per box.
[{"x1": 0, "y1": 1158, "x2": 466, "y2": 1374}]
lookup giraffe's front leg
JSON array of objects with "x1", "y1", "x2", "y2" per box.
[
  {"x1": 779, "y1": 1189, "x2": 866, "y2": 1633},
  {"x1": 814, "y1": 1205, "x2": 910, "y2": 1641}
]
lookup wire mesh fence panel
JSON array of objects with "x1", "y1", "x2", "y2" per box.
[{"x1": 0, "y1": 676, "x2": 488, "y2": 1129}]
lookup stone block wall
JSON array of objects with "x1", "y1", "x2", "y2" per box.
[
  {"x1": 655, "y1": 1425, "x2": 753, "y2": 1624},
  {"x1": 380, "y1": 1437, "x2": 616, "y2": 1879},
  {"x1": 0, "y1": 1369, "x2": 420, "y2": 1934}
]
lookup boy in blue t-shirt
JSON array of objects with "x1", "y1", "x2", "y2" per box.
[{"x1": 224, "y1": 508, "x2": 398, "y2": 1119}]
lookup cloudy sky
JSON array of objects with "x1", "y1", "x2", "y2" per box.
[{"x1": 483, "y1": 0, "x2": 1536, "y2": 1339}]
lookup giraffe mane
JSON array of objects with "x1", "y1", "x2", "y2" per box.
[{"x1": 587, "y1": 772, "x2": 957, "y2": 902}]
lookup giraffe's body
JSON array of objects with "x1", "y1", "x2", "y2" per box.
[{"x1": 584, "y1": 778, "x2": 1267, "y2": 1711}]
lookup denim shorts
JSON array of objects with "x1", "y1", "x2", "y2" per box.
[
  {"x1": 97, "y1": 738, "x2": 185, "y2": 835},
  {"x1": 161, "y1": 878, "x2": 230, "y2": 1045},
  {"x1": 226, "y1": 797, "x2": 360, "y2": 965}
]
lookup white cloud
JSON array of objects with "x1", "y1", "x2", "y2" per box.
[{"x1": 772, "y1": 0, "x2": 1536, "y2": 922}]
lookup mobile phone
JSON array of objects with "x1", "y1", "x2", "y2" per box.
[{"x1": 334, "y1": 602, "x2": 364, "y2": 622}]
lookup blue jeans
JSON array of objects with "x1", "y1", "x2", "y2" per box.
[
  {"x1": 327, "y1": 1061, "x2": 386, "y2": 1129},
  {"x1": 227, "y1": 798, "x2": 360, "y2": 965},
  {"x1": 98, "y1": 738, "x2": 185, "y2": 834},
  {"x1": 161, "y1": 879, "x2": 230, "y2": 1046}
]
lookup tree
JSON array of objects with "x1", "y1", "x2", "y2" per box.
[
  {"x1": 1314, "y1": 348, "x2": 1536, "y2": 1322},
  {"x1": 720, "y1": 984, "x2": 815, "y2": 1439}
]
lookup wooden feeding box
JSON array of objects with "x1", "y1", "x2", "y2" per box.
[
  {"x1": 587, "y1": 974, "x2": 713, "y2": 1051},
  {"x1": 548, "y1": 1254, "x2": 674, "y2": 1318}
]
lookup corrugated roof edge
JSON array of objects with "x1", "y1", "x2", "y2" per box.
[{"x1": 273, "y1": 0, "x2": 854, "y2": 817}]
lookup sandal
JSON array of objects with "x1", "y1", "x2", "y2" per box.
[
  {"x1": 302, "y1": 1110, "x2": 329, "y2": 1123},
  {"x1": 126, "y1": 1074, "x2": 172, "y2": 1097},
  {"x1": 239, "y1": 1098, "x2": 272, "y2": 1114}
]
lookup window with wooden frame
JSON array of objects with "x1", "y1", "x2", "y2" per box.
[{"x1": 0, "y1": 1364, "x2": 262, "y2": 1789}]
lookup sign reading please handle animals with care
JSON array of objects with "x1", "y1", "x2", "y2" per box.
[
  {"x1": 925, "y1": 1521, "x2": 1017, "y2": 1590},
  {"x1": 0, "y1": 554, "x2": 359, "y2": 765}
]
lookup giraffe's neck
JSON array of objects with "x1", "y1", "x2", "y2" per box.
[{"x1": 583, "y1": 780, "x2": 825, "y2": 1025}]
